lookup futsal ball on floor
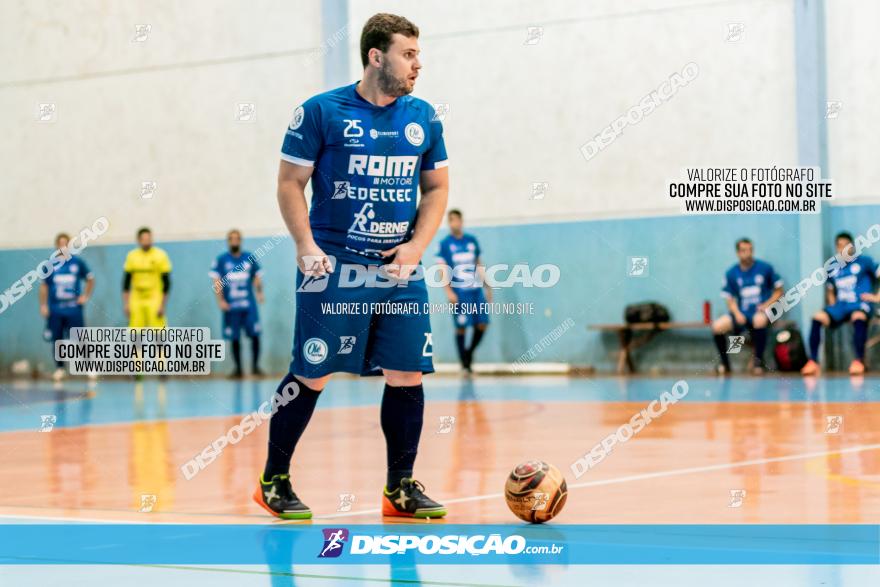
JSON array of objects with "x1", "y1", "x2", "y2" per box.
[{"x1": 504, "y1": 460, "x2": 567, "y2": 523}]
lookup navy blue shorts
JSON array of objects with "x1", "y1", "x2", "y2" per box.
[
  {"x1": 824, "y1": 300, "x2": 873, "y2": 326},
  {"x1": 452, "y1": 288, "x2": 490, "y2": 329},
  {"x1": 44, "y1": 308, "x2": 84, "y2": 342},
  {"x1": 289, "y1": 248, "x2": 434, "y2": 378},
  {"x1": 223, "y1": 307, "x2": 260, "y2": 339},
  {"x1": 728, "y1": 310, "x2": 759, "y2": 334}
]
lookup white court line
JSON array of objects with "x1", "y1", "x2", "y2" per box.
[
  {"x1": 0, "y1": 514, "x2": 142, "y2": 524},
  {"x1": 3, "y1": 443, "x2": 879, "y2": 524},
  {"x1": 315, "y1": 442, "x2": 880, "y2": 519}
]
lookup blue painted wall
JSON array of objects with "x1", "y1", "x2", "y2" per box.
[{"x1": 1, "y1": 205, "x2": 877, "y2": 374}]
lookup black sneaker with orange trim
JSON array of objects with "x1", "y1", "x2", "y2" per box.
[
  {"x1": 252, "y1": 474, "x2": 312, "y2": 520},
  {"x1": 382, "y1": 478, "x2": 446, "y2": 518}
]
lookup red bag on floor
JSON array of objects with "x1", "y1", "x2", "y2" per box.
[{"x1": 774, "y1": 328, "x2": 807, "y2": 372}]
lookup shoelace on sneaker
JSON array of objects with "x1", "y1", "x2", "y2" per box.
[
  {"x1": 402, "y1": 479, "x2": 427, "y2": 497},
  {"x1": 272, "y1": 475, "x2": 295, "y2": 501}
]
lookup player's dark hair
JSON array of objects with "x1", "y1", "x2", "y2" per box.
[
  {"x1": 448, "y1": 209, "x2": 462, "y2": 219},
  {"x1": 227, "y1": 229, "x2": 241, "y2": 239},
  {"x1": 735, "y1": 238, "x2": 751, "y2": 250},
  {"x1": 835, "y1": 231, "x2": 854, "y2": 244},
  {"x1": 54, "y1": 232, "x2": 70, "y2": 245},
  {"x1": 137, "y1": 227, "x2": 151, "y2": 238},
  {"x1": 360, "y1": 13, "x2": 419, "y2": 68}
]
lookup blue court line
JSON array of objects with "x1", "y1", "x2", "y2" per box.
[{"x1": 0, "y1": 524, "x2": 876, "y2": 565}]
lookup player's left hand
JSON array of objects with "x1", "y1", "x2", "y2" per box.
[
  {"x1": 257, "y1": 292, "x2": 265, "y2": 304},
  {"x1": 860, "y1": 292, "x2": 879, "y2": 302},
  {"x1": 381, "y1": 242, "x2": 422, "y2": 280},
  {"x1": 157, "y1": 305, "x2": 165, "y2": 317},
  {"x1": 77, "y1": 295, "x2": 88, "y2": 305}
]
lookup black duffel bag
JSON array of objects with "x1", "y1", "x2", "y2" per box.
[
  {"x1": 773, "y1": 327, "x2": 808, "y2": 371},
  {"x1": 624, "y1": 302, "x2": 671, "y2": 324}
]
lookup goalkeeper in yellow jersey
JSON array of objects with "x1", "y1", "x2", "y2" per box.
[{"x1": 123, "y1": 227, "x2": 172, "y2": 328}]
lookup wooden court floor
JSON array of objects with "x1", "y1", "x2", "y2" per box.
[{"x1": 0, "y1": 375, "x2": 878, "y2": 525}]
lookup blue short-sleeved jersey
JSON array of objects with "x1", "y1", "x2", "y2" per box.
[
  {"x1": 280, "y1": 82, "x2": 448, "y2": 258},
  {"x1": 209, "y1": 252, "x2": 262, "y2": 310},
  {"x1": 721, "y1": 259, "x2": 782, "y2": 314},
  {"x1": 829, "y1": 255, "x2": 880, "y2": 304},
  {"x1": 437, "y1": 233, "x2": 482, "y2": 290},
  {"x1": 41, "y1": 256, "x2": 92, "y2": 313}
]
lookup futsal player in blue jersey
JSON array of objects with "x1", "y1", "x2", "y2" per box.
[
  {"x1": 437, "y1": 209, "x2": 492, "y2": 373},
  {"x1": 39, "y1": 233, "x2": 96, "y2": 381},
  {"x1": 711, "y1": 238, "x2": 783, "y2": 375},
  {"x1": 801, "y1": 232, "x2": 880, "y2": 376},
  {"x1": 254, "y1": 14, "x2": 449, "y2": 520},
  {"x1": 210, "y1": 229, "x2": 264, "y2": 379}
]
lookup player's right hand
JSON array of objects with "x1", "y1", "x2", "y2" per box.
[
  {"x1": 297, "y1": 243, "x2": 333, "y2": 276},
  {"x1": 39, "y1": 304, "x2": 49, "y2": 318},
  {"x1": 219, "y1": 300, "x2": 230, "y2": 311},
  {"x1": 123, "y1": 301, "x2": 130, "y2": 317},
  {"x1": 446, "y1": 290, "x2": 458, "y2": 304},
  {"x1": 733, "y1": 311, "x2": 746, "y2": 325}
]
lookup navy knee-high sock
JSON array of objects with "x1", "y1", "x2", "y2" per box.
[
  {"x1": 809, "y1": 319, "x2": 823, "y2": 362},
  {"x1": 752, "y1": 328, "x2": 768, "y2": 364},
  {"x1": 853, "y1": 319, "x2": 868, "y2": 360},
  {"x1": 231, "y1": 339, "x2": 242, "y2": 372},
  {"x1": 381, "y1": 383, "x2": 424, "y2": 491},
  {"x1": 251, "y1": 335, "x2": 261, "y2": 370},
  {"x1": 713, "y1": 334, "x2": 730, "y2": 368},
  {"x1": 455, "y1": 331, "x2": 467, "y2": 366},
  {"x1": 469, "y1": 327, "x2": 486, "y2": 353},
  {"x1": 263, "y1": 373, "x2": 322, "y2": 480}
]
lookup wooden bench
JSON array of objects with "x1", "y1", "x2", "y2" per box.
[
  {"x1": 589, "y1": 322, "x2": 710, "y2": 374},
  {"x1": 592, "y1": 316, "x2": 880, "y2": 374}
]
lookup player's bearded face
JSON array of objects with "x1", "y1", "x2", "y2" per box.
[
  {"x1": 377, "y1": 57, "x2": 412, "y2": 97},
  {"x1": 228, "y1": 233, "x2": 241, "y2": 253},
  {"x1": 376, "y1": 35, "x2": 420, "y2": 97}
]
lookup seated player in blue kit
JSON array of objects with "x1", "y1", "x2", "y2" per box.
[
  {"x1": 802, "y1": 232, "x2": 880, "y2": 376},
  {"x1": 711, "y1": 238, "x2": 783, "y2": 375}
]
